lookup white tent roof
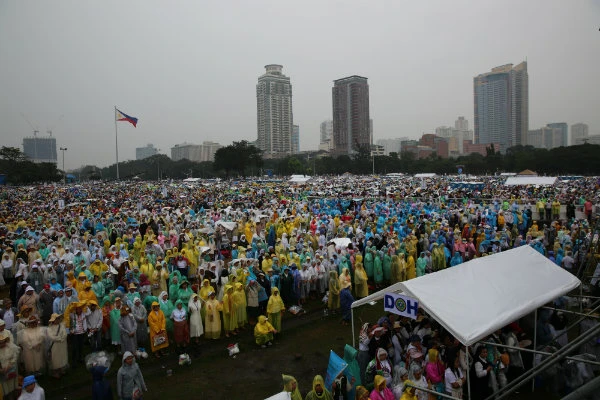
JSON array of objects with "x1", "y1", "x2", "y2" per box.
[
  {"x1": 289, "y1": 175, "x2": 312, "y2": 183},
  {"x1": 504, "y1": 176, "x2": 557, "y2": 186},
  {"x1": 414, "y1": 173, "x2": 437, "y2": 178},
  {"x1": 352, "y1": 245, "x2": 580, "y2": 346}
]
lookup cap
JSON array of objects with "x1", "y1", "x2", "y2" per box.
[{"x1": 23, "y1": 375, "x2": 36, "y2": 387}]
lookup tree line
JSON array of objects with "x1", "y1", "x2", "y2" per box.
[{"x1": 1, "y1": 142, "x2": 599, "y2": 184}]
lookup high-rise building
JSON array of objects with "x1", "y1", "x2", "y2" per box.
[
  {"x1": 171, "y1": 141, "x2": 222, "y2": 162},
  {"x1": 455, "y1": 116, "x2": 469, "y2": 131},
  {"x1": 136, "y1": 144, "x2": 158, "y2": 160},
  {"x1": 292, "y1": 125, "x2": 300, "y2": 154},
  {"x1": 22, "y1": 135, "x2": 57, "y2": 163},
  {"x1": 546, "y1": 123, "x2": 568, "y2": 148},
  {"x1": 256, "y1": 64, "x2": 293, "y2": 158},
  {"x1": 320, "y1": 120, "x2": 333, "y2": 144},
  {"x1": 376, "y1": 138, "x2": 409, "y2": 155},
  {"x1": 332, "y1": 75, "x2": 370, "y2": 156},
  {"x1": 474, "y1": 62, "x2": 528, "y2": 152},
  {"x1": 527, "y1": 126, "x2": 564, "y2": 149},
  {"x1": 571, "y1": 123, "x2": 589, "y2": 145}
]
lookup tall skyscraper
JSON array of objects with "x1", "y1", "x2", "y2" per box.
[
  {"x1": 571, "y1": 123, "x2": 589, "y2": 145},
  {"x1": 22, "y1": 135, "x2": 57, "y2": 163},
  {"x1": 292, "y1": 125, "x2": 300, "y2": 154},
  {"x1": 332, "y1": 75, "x2": 370, "y2": 156},
  {"x1": 256, "y1": 64, "x2": 293, "y2": 158},
  {"x1": 455, "y1": 116, "x2": 469, "y2": 131},
  {"x1": 546, "y1": 123, "x2": 568, "y2": 147},
  {"x1": 473, "y1": 62, "x2": 528, "y2": 151}
]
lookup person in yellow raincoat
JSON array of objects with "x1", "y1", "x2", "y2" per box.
[
  {"x1": 75, "y1": 272, "x2": 88, "y2": 294},
  {"x1": 354, "y1": 261, "x2": 369, "y2": 299},
  {"x1": 204, "y1": 291, "x2": 222, "y2": 339},
  {"x1": 198, "y1": 279, "x2": 215, "y2": 320},
  {"x1": 221, "y1": 285, "x2": 237, "y2": 337},
  {"x1": 147, "y1": 302, "x2": 168, "y2": 358},
  {"x1": 305, "y1": 375, "x2": 334, "y2": 400},
  {"x1": 266, "y1": 287, "x2": 285, "y2": 332},
  {"x1": 253, "y1": 315, "x2": 276, "y2": 348},
  {"x1": 328, "y1": 271, "x2": 341, "y2": 313},
  {"x1": 406, "y1": 254, "x2": 416, "y2": 280},
  {"x1": 78, "y1": 281, "x2": 98, "y2": 304},
  {"x1": 282, "y1": 374, "x2": 302, "y2": 400},
  {"x1": 233, "y1": 282, "x2": 247, "y2": 329},
  {"x1": 89, "y1": 259, "x2": 108, "y2": 279}
]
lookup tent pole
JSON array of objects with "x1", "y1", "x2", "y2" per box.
[
  {"x1": 351, "y1": 309, "x2": 356, "y2": 348},
  {"x1": 466, "y1": 345, "x2": 471, "y2": 400},
  {"x1": 532, "y1": 308, "x2": 537, "y2": 393},
  {"x1": 560, "y1": 375, "x2": 600, "y2": 400},
  {"x1": 580, "y1": 283, "x2": 583, "y2": 314},
  {"x1": 480, "y1": 341, "x2": 600, "y2": 367}
]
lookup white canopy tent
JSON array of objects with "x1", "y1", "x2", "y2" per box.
[
  {"x1": 351, "y1": 245, "x2": 580, "y2": 346},
  {"x1": 504, "y1": 176, "x2": 557, "y2": 186}
]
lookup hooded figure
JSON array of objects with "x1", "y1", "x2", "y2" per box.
[
  {"x1": 328, "y1": 270, "x2": 341, "y2": 311},
  {"x1": 266, "y1": 287, "x2": 285, "y2": 333},
  {"x1": 0, "y1": 330, "x2": 19, "y2": 397},
  {"x1": 118, "y1": 306, "x2": 138, "y2": 354},
  {"x1": 132, "y1": 297, "x2": 148, "y2": 346},
  {"x1": 254, "y1": 315, "x2": 276, "y2": 347},
  {"x1": 342, "y1": 344, "x2": 361, "y2": 399},
  {"x1": 282, "y1": 374, "x2": 302, "y2": 400},
  {"x1": 117, "y1": 351, "x2": 147, "y2": 400},
  {"x1": 305, "y1": 374, "x2": 334, "y2": 400},
  {"x1": 204, "y1": 291, "x2": 222, "y2": 339},
  {"x1": 148, "y1": 301, "x2": 168, "y2": 356},
  {"x1": 188, "y1": 293, "x2": 204, "y2": 342},
  {"x1": 370, "y1": 374, "x2": 395, "y2": 400}
]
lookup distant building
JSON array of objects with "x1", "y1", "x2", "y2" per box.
[
  {"x1": 376, "y1": 138, "x2": 409, "y2": 155},
  {"x1": 571, "y1": 123, "x2": 589, "y2": 145},
  {"x1": 320, "y1": 120, "x2": 333, "y2": 144},
  {"x1": 474, "y1": 62, "x2": 528, "y2": 151},
  {"x1": 332, "y1": 75, "x2": 370, "y2": 156},
  {"x1": 171, "y1": 141, "x2": 222, "y2": 162},
  {"x1": 256, "y1": 64, "x2": 293, "y2": 158},
  {"x1": 435, "y1": 123, "x2": 473, "y2": 155},
  {"x1": 401, "y1": 134, "x2": 448, "y2": 159},
  {"x1": 575, "y1": 134, "x2": 600, "y2": 145},
  {"x1": 455, "y1": 116, "x2": 469, "y2": 131},
  {"x1": 292, "y1": 125, "x2": 300, "y2": 154},
  {"x1": 371, "y1": 144, "x2": 385, "y2": 156},
  {"x1": 546, "y1": 123, "x2": 568, "y2": 147},
  {"x1": 463, "y1": 141, "x2": 502, "y2": 157},
  {"x1": 527, "y1": 126, "x2": 565, "y2": 149},
  {"x1": 22, "y1": 135, "x2": 57, "y2": 163},
  {"x1": 136, "y1": 144, "x2": 158, "y2": 160}
]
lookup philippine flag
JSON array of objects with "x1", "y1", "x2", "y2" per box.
[{"x1": 116, "y1": 109, "x2": 138, "y2": 127}]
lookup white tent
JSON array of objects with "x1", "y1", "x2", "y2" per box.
[
  {"x1": 215, "y1": 220, "x2": 236, "y2": 231},
  {"x1": 352, "y1": 245, "x2": 580, "y2": 346},
  {"x1": 289, "y1": 175, "x2": 312, "y2": 183},
  {"x1": 414, "y1": 173, "x2": 436, "y2": 178},
  {"x1": 504, "y1": 176, "x2": 557, "y2": 186}
]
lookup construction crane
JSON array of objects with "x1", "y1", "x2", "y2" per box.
[{"x1": 46, "y1": 114, "x2": 64, "y2": 137}]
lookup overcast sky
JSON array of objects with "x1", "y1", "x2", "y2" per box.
[{"x1": 1, "y1": 0, "x2": 599, "y2": 169}]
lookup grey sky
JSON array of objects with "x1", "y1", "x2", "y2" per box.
[{"x1": 1, "y1": 0, "x2": 599, "y2": 169}]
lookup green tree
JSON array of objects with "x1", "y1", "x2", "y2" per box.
[{"x1": 214, "y1": 141, "x2": 263, "y2": 178}]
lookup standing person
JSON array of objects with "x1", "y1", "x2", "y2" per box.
[
  {"x1": 444, "y1": 351, "x2": 465, "y2": 399},
  {"x1": 222, "y1": 285, "x2": 237, "y2": 338},
  {"x1": 17, "y1": 315, "x2": 46, "y2": 376},
  {"x1": 109, "y1": 297, "x2": 123, "y2": 353},
  {"x1": 18, "y1": 375, "x2": 45, "y2": 400},
  {"x1": 188, "y1": 294, "x2": 203, "y2": 345},
  {"x1": 38, "y1": 284, "x2": 54, "y2": 326},
  {"x1": 204, "y1": 291, "x2": 222, "y2": 340},
  {"x1": 266, "y1": 287, "x2": 285, "y2": 334},
  {"x1": 0, "y1": 330, "x2": 19, "y2": 398},
  {"x1": 131, "y1": 298, "x2": 148, "y2": 349},
  {"x1": 471, "y1": 346, "x2": 493, "y2": 400},
  {"x1": 90, "y1": 361, "x2": 113, "y2": 400},
  {"x1": 279, "y1": 267, "x2": 294, "y2": 307},
  {"x1": 118, "y1": 306, "x2": 138, "y2": 356},
  {"x1": 328, "y1": 271, "x2": 341, "y2": 314},
  {"x1": 117, "y1": 352, "x2": 147, "y2": 400},
  {"x1": 86, "y1": 300, "x2": 103, "y2": 352},
  {"x1": 69, "y1": 302, "x2": 88, "y2": 367},
  {"x1": 147, "y1": 302, "x2": 168, "y2": 358},
  {"x1": 170, "y1": 300, "x2": 189, "y2": 352},
  {"x1": 424, "y1": 348, "x2": 445, "y2": 396},
  {"x1": 233, "y1": 282, "x2": 248, "y2": 330},
  {"x1": 46, "y1": 313, "x2": 68, "y2": 378},
  {"x1": 339, "y1": 286, "x2": 354, "y2": 326},
  {"x1": 369, "y1": 375, "x2": 395, "y2": 400}
]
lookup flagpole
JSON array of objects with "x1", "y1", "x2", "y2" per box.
[{"x1": 115, "y1": 106, "x2": 119, "y2": 180}]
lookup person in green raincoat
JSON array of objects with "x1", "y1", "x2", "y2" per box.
[
  {"x1": 177, "y1": 280, "x2": 193, "y2": 312},
  {"x1": 109, "y1": 297, "x2": 124, "y2": 351},
  {"x1": 342, "y1": 344, "x2": 361, "y2": 399},
  {"x1": 102, "y1": 271, "x2": 114, "y2": 297},
  {"x1": 416, "y1": 252, "x2": 427, "y2": 277},
  {"x1": 373, "y1": 250, "x2": 383, "y2": 289},
  {"x1": 126, "y1": 283, "x2": 140, "y2": 307},
  {"x1": 158, "y1": 291, "x2": 175, "y2": 334},
  {"x1": 382, "y1": 248, "x2": 392, "y2": 285},
  {"x1": 91, "y1": 274, "x2": 105, "y2": 300},
  {"x1": 168, "y1": 272, "x2": 181, "y2": 303},
  {"x1": 363, "y1": 245, "x2": 374, "y2": 280}
]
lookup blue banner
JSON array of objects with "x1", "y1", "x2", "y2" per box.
[{"x1": 324, "y1": 350, "x2": 348, "y2": 391}]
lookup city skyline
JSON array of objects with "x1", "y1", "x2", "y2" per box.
[{"x1": 0, "y1": 1, "x2": 598, "y2": 169}]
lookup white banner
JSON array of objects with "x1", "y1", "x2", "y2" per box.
[{"x1": 383, "y1": 292, "x2": 419, "y2": 320}]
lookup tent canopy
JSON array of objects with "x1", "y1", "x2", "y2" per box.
[
  {"x1": 504, "y1": 176, "x2": 556, "y2": 186},
  {"x1": 352, "y1": 245, "x2": 580, "y2": 346}
]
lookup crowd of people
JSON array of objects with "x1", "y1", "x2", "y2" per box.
[{"x1": 0, "y1": 174, "x2": 597, "y2": 399}]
